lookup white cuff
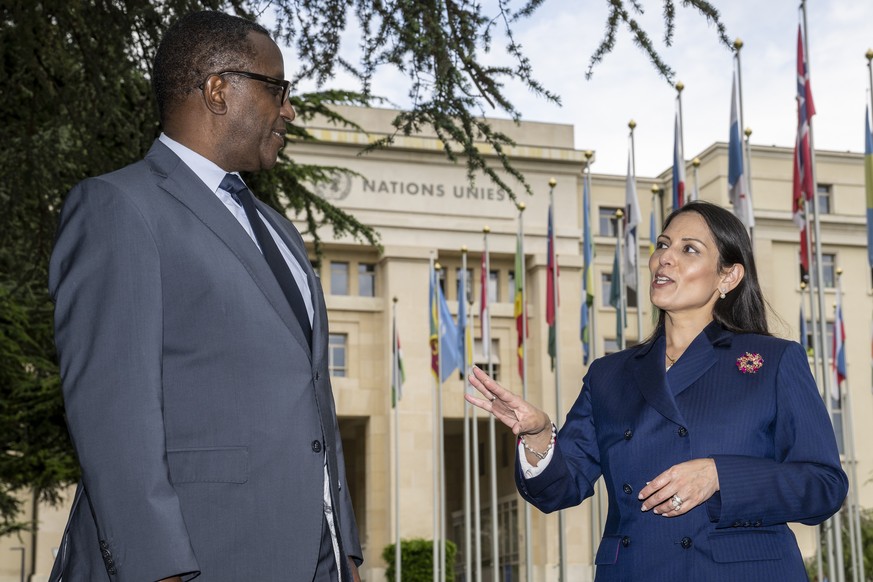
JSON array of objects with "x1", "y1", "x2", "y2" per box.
[{"x1": 518, "y1": 440, "x2": 554, "y2": 479}]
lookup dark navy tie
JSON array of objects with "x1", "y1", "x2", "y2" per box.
[{"x1": 220, "y1": 174, "x2": 312, "y2": 349}]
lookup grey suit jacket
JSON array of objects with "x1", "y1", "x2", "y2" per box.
[{"x1": 48, "y1": 140, "x2": 361, "y2": 581}]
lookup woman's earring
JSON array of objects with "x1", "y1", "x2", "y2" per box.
[{"x1": 719, "y1": 289, "x2": 726, "y2": 299}]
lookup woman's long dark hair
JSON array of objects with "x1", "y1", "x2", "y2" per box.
[{"x1": 653, "y1": 201, "x2": 770, "y2": 336}]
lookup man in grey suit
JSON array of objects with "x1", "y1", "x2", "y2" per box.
[{"x1": 48, "y1": 11, "x2": 361, "y2": 582}]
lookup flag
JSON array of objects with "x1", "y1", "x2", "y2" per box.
[
  {"x1": 437, "y1": 283, "x2": 461, "y2": 382},
  {"x1": 609, "y1": 239, "x2": 624, "y2": 347},
  {"x1": 480, "y1": 246, "x2": 490, "y2": 361},
  {"x1": 624, "y1": 143, "x2": 641, "y2": 292},
  {"x1": 429, "y1": 266, "x2": 439, "y2": 379},
  {"x1": 546, "y1": 201, "x2": 558, "y2": 369},
  {"x1": 799, "y1": 300, "x2": 810, "y2": 356},
  {"x1": 672, "y1": 102, "x2": 686, "y2": 209},
  {"x1": 457, "y1": 268, "x2": 469, "y2": 377},
  {"x1": 833, "y1": 285, "x2": 846, "y2": 385},
  {"x1": 793, "y1": 24, "x2": 816, "y2": 283},
  {"x1": 514, "y1": 224, "x2": 526, "y2": 378},
  {"x1": 392, "y1": 317, "x2": 405, "y2": 407},
  {"x1": 728, "y1": 65, "x2": 754, "y2": 230},
  {"x1": 581, "y1": 170, "x2": 594, "y2": 365},
  {"x1": 792, "y1": 127, "x2": 810, "y2": 283},
  {"x1": 649, "y1": 209, "x2": 656, "y2": 256},
  {"x1": 865, "y1": 107, "x2": 873, "y2": 277}
]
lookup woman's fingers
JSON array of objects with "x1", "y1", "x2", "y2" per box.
[
  {"x1": 638, "y1": 459, "x2": 719, "y2": 517},
  {"x1": 465, "y1": 367, "x2": 550, "y2": 435}
]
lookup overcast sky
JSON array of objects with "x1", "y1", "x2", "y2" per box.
[{"x1": 285, "y1": 1, "x2": 873, "y2": 177}]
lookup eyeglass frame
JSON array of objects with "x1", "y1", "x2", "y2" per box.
[{"x1": 201, "y1": 70, "x2": 291, "y2": 105}]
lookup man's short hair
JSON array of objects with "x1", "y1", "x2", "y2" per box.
[{"x1": 153, "y1": 11, "x2": 271, "y2": 122}]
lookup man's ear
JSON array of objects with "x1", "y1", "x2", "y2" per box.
[
  {"x1": 202, "y1": 74, "x2": 229, "y2": 115},
  {"x1": 721, "y1": 263, "x2": 745, "y2": 293}
]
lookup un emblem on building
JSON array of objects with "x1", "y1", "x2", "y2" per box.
[{"x1": 314, "y1": 173, "x2": 352, "y2": 201}]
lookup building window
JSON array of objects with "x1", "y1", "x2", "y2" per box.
[
  {"x1": 328, "y1": 333, "x2": 347, "y2": 377},
  {"x1": 358, "y1": 263, "x2": 376, "y2": 297},
  {"x1": 599, "y1": 206, "x2": 622, "y2": 237},
  {"x1": 488, "y1": 270, "x2": 499, "y2": 303},
  {"x1": 804, "y1": 321, "x2": 834, "y2": 360},
  {"x1": 473, "y1": 339, "x2": 500, "y2": 381},
  {"x1": 601, "y1": 273, "x2": 638, "y2": 308},
  {"x1": 821, "y1": 253, "x2": 836, "y2": 288},
  {"x1": 456, "y1": 267, "x2": 473, "y2": 302},
  {"x1": 817, "y1": 184, "x2": 832, "y2": 215},
  {"x1": 508, "y1": 271, "x2": 516, "y2": 302},
  {"x1": 330, "y1": 261, "x2": 349, "y2": 295}
]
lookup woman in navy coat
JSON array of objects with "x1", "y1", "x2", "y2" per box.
[{"x1": 467, "y1": 201, "x2": 847, "y2": 581}]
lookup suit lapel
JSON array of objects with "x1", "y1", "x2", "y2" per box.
[
  {"x1": 632, "y1": 336, "x2": 685, "y2": 426},
  {"x1": 668, "y1": 321, "x2": 733, "y2": 396},
  {"x1": 145, "y1": 142, "x2": 310, "y2": 357}
]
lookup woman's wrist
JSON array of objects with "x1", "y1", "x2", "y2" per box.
[{"x1": 520, "y1": 423, "x2": 557, "y2": 460}]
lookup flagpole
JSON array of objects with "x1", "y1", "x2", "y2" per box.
[
  {"x1": 460, "y1": 248, "x2": 473, "y2": 582},
  {"x1": 866, "y1": 50, "x2": 873, "y2": 288},
  {"x1": 583, "y1": 152, "x2": 600, "y2": 582},
  {"x1": 430, "y1": 252, "x2": 442, "y2": 582},
  {"x1": 471, "y1": 292, "x2": 482, "y2": 582},
  {"x1": 800, "y1": 4, "x2": 843, "y2": 580},
  {"x1": 547, "y1": 179, "x2": 567, "y2": 582},
  {"x1": 436, "y1": 261, "x2": 447, "y2": 582},
  {"x1": 392, "y1": 297, "x2": 403, "y2": 582},
  {"x1": 836, "y1": 270, "x2": 865, "y2": 582},
  {"x1": 867, "y1": 50, "x2": 873, "y2": 125},
  {"x1": 733, "y1": 38, "x2": 754, "y2": 244},
  {"x1": 516, "y1": 202, "x2": 533, "y2": 582},
  {"x1": 691, "y1": 158, "x2": 700, "y2": 202},
  {"x1": 483, "y1": 227, "x2": 500, "y2": 582},
  {"x1": 744, "y1": 127, "x2": 754, "y2": 233},
  {"x1": 802, "y1": 279, "x2": 824, "y2": 582},
  {"x1": 584, "y1": 152, "x2": 598, "y2": 363},
  {"x1": 615, "y1": 209, "x2": 626, "y2": 350},
  {"x1": 676, "y1": 81, "x2": 686, "y2": 209},
  {"x1": 429, "y1": 255, "x2": 440, "y2": 582},
  {"x1": 628, "y1": 121, "x2": 643, "y2": 345}
]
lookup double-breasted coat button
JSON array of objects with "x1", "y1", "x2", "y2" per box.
[
  {"x1": 680, "y1": 537, "x2": 692, "y2": 549},
  {"x1": 312, "y1": 440, "x2": 323, "y2": 453},
  {"x1": 624, "y1": 429, "x2": 633, "y2": 440},
  {"x1": 622, "y1": 483, "x2": 633, "y2": 495},
  {"x1": 621, "y1": 536, "x2": 630, "y2": 547},
  {"x1": 677, "y1": 426, "x2": 688, "y2": 437}
]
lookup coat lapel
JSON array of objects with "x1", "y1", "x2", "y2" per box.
[
  {"x1": 145, "y1": 141, "x2": 310, "y2": 357},
  {"x1": 668, "y1": 321, "x2": 734, "y2": 396},
  {"x1": 632, "y1": 336, "x2": 685, "y2": 426}
]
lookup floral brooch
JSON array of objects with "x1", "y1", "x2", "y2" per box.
[{"x1": 736, "y1": 352, "x2": 763, "y2": 374}]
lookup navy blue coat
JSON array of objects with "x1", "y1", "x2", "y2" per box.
[{"x1": 516, "y1": 322, "x2": 847, "y2": 581}]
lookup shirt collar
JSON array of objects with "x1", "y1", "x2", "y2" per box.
[{"x1": 158, "y1": 133, "x2": 239, "y2": 195}]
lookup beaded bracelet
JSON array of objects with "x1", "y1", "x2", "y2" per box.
[{"x1": 520, "y1": 423, "x2": 557, "y2": 460}]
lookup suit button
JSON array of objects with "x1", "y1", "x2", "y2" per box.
[
  {"x1": 621, "y1": 536, "x2": 630, "y2": 548},
  {"x1": 622, "y1": 483, "x2": 633, "y2": 495},
  {"x1": 624, "y1": 429, "x2": 633, "y2": 440},
  {"x1": 315, "y1": 372, "x2": 320, "y2": 381},
  {"x1": 680, "y1": 537, "x2": 692, "y2": 549},
  {"x1": 312, "y1": 440, "x2": 323, "y2": 453},
  {"x1": 677, "y1": 426, "x2": 688, "y2": 437}
]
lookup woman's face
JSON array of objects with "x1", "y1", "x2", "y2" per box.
[{"x1": 648, "y1": 212, "x2": 725, "y2": 319}]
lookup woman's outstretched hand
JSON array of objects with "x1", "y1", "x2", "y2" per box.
[{"x1": 465, "y1": 366, "x2": 551, "y2": 437}]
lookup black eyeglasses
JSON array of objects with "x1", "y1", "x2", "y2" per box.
[{"x1": 204, "y1": 70, "x2": 291, "y2": 105}]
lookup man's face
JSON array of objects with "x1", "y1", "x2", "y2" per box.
[{"x1": 223, "y1": 32, "x2": 295, "y2": 172}]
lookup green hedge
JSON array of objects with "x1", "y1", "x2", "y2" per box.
[{"x1": 382, "y1": 538, "x2": 457, "y2": 582}]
